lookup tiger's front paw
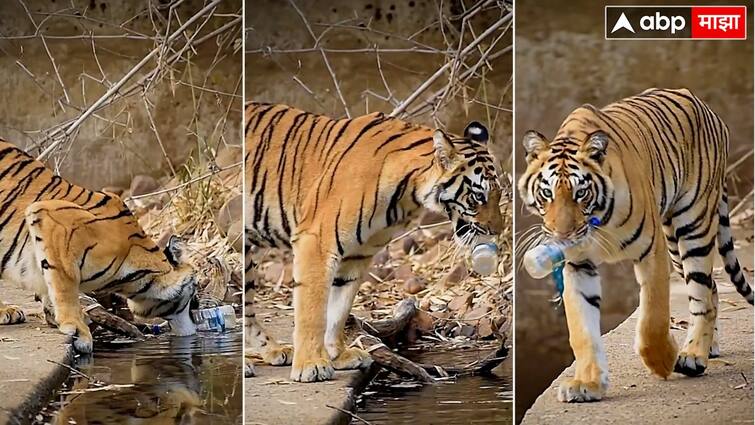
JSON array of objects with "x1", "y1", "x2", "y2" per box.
[
  {"x1": 557, "y1": 379, "x2": 606, "y2": 403},
  {"x1": 0, "y1": 305, "x2": 25, "y2": 325},
  {"x1": 674, "y1": 351, "x2": 707, "y2": 376},
  {"x1": 332, "y1": 347, "x2": 373, "y2": 370},
  {"x1": 245, "y1": 360, "x2": 256, "y2": 378},
  {"x1": 263, "y1": 345, "x2": 293, "y2": 366},
  {"x1": 59, "y1": 319, "x2": 93, "y2": 353},
  {"x1": 290, "y1": 357, "x2": 334, "y2": 382},
  {"x1": 637, "y1": 333, "x2": 677, "y2": 378}
]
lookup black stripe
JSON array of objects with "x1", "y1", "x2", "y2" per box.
[
  {"x1": 685, "y1": 272, "x2": 712, "y2": 288},
  {"x1": 581, "y1": 292, "x2": 601, "y2": 309},
  {"x1": 82, "y1": 257, "x2": 118, "y2": 283},
  {"x1": 333, "y1": 277, "x2": 356, "y2": 287},
  {"x1": 681, "y1": 238, "x2": 715, "y2": 260},
  {"x1": 99, "y1": 269, "x2": 156, "y2": 291},
  {"x1": 80, "y1": 244, "x2": 97, "y2": 269},
  {"x1": 567, "y1": 261, "x2": 598, "y2": 276}
]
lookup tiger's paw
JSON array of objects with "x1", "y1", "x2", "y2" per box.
[
  {"x1": 332, "y1": 347, "x2": 373, "y2": 370},
  {"x1": 59, "y1": 320, "x2": 93, "y2": 353},
  {"x1": 709, "y1": 342, "x2": 720, "y2": 359},
  {"x1": 263, "y1": 345, "x2": 293, "y2": 366},
  {"x1": 637, "y1": 333, "x2": 677, "y2": 378},
  {"x1": 674, "y1": 351, "x2": 707, "y2": 376},
  {"x1": 245, "y1": 361, "x2": 256, "y2": 378},
  {"x1": 556, "y1": 379, "x2": 605, "y2": 403},
  {"x1": 290, "y1": 357, "x2": 334, "y2": 382},
  {"x1": 0, "y1": 305, "x2": 26, "y2": 325}
]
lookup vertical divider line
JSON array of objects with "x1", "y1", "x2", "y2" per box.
[
  {"x1": 510, "y1": 1, "x2": 518, "y2": 422},
  {"x1": 241, "y1": 0, "x2": 247, "y2": 414}
]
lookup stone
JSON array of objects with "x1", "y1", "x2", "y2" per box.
[
  {"x1": 477, "y1": 317, "x2": 496, "y2": 338},
  {"x1": 394, "y1": 264, "x2": 414, "y2": 281},
  {"x1": 442, "y1": 263, "x2": 469, "y2": 285},
  {"x1": 403, "y1": 277, "x2": 426, "y2": 295},
  {"x1": 372, "y1": 248, "x2": 390, "y2": 265},
  {"x1": 402, "y1": 235, "x2": 420, "y2": 254},
  {"x1": 463, "y1": 305, "x2": 491, "y2": 321},
  {"x1": 101, "y1": 186, "x2": 125, "y2": 196},
  {"x1": 448, "y1": 292, "x2": 473, "y2": 313},
  {"x1": 129, "y1": 174, "x2": 160, "y2": 197},
  {"x1": 460, "y1": 324, "x2": 477, "y2": 337},
  {"x1": 227, "y1": 220, "x2": 243, "y2": 252},
  {"x1": 216, "y1": 194, "x2": 243, "y2": 235}
]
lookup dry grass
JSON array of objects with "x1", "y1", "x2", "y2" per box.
[
  {"x1": 254, "y1": 176, "x2": 514, "y2": 341},
  {"x1": 134, "y1": 157, "x2": 242, "y2": 305}
]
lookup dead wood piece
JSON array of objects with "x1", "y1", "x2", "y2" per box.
[
  {"x1": 80, "y1": 295, "x2": 144, "y2": 340},
  {"x1": 417, "y1": 341, "x2": 508, "y2": 378},
  {"x1": 349, "y1": 297, "x2": 509, "y2": 383},
  {"x1": 351, "y1": 298, "x2": 417, "y2": 339},
  {"x1": 356, "y1": 333, "x2": 434, "y2": 383}
]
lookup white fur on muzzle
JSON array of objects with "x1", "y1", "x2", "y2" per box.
[{"x1": 168, "y1": 306, "x2": 197, "y2": 336}]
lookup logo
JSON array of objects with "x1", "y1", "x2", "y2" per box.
[
  {"x1": 606, "y1": 6, "x2": 747, "y2": 40},
  {"x1": 611, "y1": 12, "x2": 635, "y2": 33}
]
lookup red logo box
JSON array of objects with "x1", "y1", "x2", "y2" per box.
[{"x1": 691, "y1": 6, "x2": 747, "y2": 39}]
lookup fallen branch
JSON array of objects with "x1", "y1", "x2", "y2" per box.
[
  {"x1": 417, "y1": 341, "x2": 508, "y2": 378},
  {"x1": 389, "y1": 13, "x2": 511, "y2": 118},
  {"x1": 80, "y1": 295, "x2": 144, "y2": 340},
  {"x1": 354, "y1": 332, "x2": 435, "y2": 383},
  {"x1": 348, "y1": 298, "x2": 507, "y2": 383},
  {"x1": 325, "y1": 404, "x2": 373, "y2": 425},
  {"x1": 38, "y1": 0, "x2": 225, "y2": 159},
  {"x1": 352, "y1": 298, "x2": 417, "y2": 339}
]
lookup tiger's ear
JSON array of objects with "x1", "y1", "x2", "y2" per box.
[
  {"x1": 164, "y1": 235, "x2": 185, "y2": 266},
  {"x1": 464, "y1": 121, "x2": 489, "y2": 143},
  {"x1": 433, "y1": 129, "x2": 457, "y2": 170},
  {"x1": 522, "y1": 130, "x2": 549, "y2": 163},
  {"x1": 582, "y1": 131, "x2": 609, "y2": 163}
]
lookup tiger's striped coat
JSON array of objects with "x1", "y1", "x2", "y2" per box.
[
  {"x1": 519, "y1": 88, "x2": 753, "y2": 402},
  {"x1": 245, "y1": 103, "x2": 504, "y2": 382},
  {"x1": 0, "y1": 140, "x2": 198, "y2": 352}
]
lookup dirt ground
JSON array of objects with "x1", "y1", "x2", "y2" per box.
[
  {"x1": 0, "y1": 285, "x2": 73, "y2": 425},
  {"x1": 245, "y1": 309, "x2": 373, "y2": 425}
]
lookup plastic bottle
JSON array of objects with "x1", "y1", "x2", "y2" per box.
[
  {"x1": 471, "y1": 242, "x2": 499, "y2": 276},
  {"x1": 191, "y1": 305, "x2": 238, "y2": 332},
  {"x1": 522, "y1": 244, "x2": 565, "y2": 279}
]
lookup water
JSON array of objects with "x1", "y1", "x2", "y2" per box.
[
  {"x1": 36, "y1": 331, "x2": 242, "y2": 425},
  {"x1": 357, "y1": 346, "x2": 513, "y2": 424}
]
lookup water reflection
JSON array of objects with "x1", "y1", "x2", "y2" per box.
[
  {"x1": 39, "y1": 332, "x2": 242, "y2": 425},
  {"x1": 358, "y1": 347, "x2": 513, "y2": 424}
]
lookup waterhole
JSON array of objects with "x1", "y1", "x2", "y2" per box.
[
  {"x1": 35, "y1": 331, "x2": 242, "y2": 425},
  {"x1": 357, "y1": 346, "x2": 512, "y2": 424}
]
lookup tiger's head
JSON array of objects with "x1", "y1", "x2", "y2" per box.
[
  {"x1": 430, "y1": 121, "x2": 504, "y2": 245},
  {"x1": 518, "y1": 129, "x2": 613, "y2": 241},
  {"x1": 127, "y1": 235, "x2": 199, "y2": 336}
]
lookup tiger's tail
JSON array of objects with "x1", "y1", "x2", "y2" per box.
[{"x1": 717, "y1": 188, "x2": 754, "y2": 304}]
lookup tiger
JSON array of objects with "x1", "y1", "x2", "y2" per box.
[
  {"x1": 54, "y1": 336, "x2": 205, "y2": 424},
  {"x1": 518, "y1": 88, "x2": 754, "y2": 403},
  {"x1": 244, "y1": 102, "x2": 504, "y2": 382},
  {"x1": 0, "y1": 139, "x2": 198, "y2": 353}
]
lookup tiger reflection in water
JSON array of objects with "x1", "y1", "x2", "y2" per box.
[{"x1": 52, "y1": 336, "x2": 240, "y2": 425}]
